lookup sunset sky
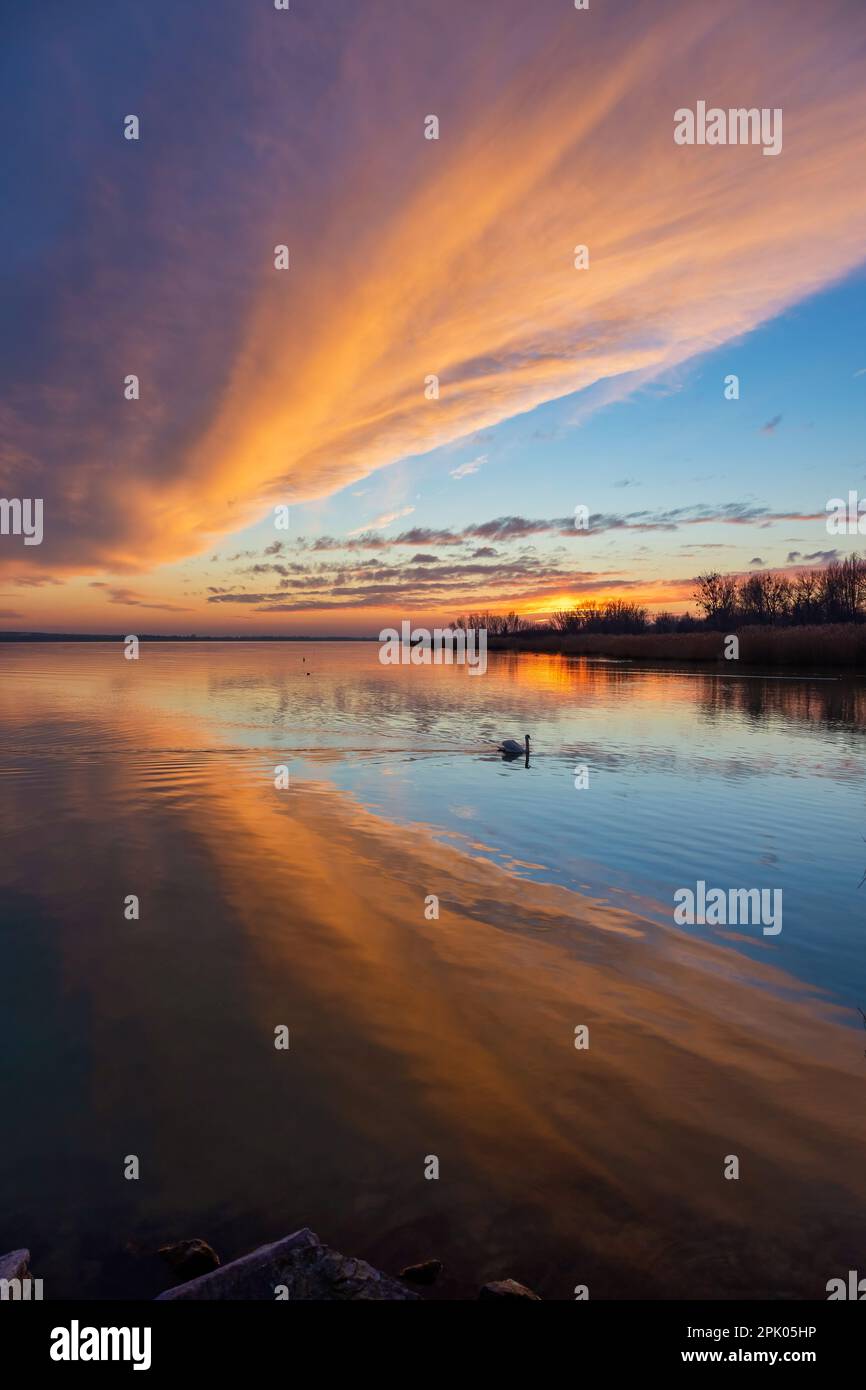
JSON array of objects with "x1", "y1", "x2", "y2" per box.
[{"x1": 2, "y1": 0, "x2": 866, "y2": 634}]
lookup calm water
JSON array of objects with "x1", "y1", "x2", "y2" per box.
[{"x1": 1, "y1": 642, "x2": 865, "y2": 1299}]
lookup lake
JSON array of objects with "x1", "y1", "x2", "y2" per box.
[{"x1": 1, "y1": 641, "x2": 865, "y2": 1299}]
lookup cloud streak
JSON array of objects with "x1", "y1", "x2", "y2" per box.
[
  {"x1": 346, "y1": 506, "x2": 415, "y2": 538},
  {"x1": 3, "y1": 0, "x2": 866, "y2": 582},
  {"x1": 451, "y1": 455, "x2": 487, "y2": 480},
  {"x1": 302, "y1": 503, "x2": 825, "y2": 552},
  {"x1": 201, "y1": 498, "x2": 826, "y2": 617}
]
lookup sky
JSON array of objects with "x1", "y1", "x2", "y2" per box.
[{"x1": 2, "y1": 0, "x2": 866, "y2": 634}]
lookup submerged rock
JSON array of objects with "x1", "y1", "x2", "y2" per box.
[
  {"x1": 399, "y1": 1259, "x2": 443, "y2": 1286},
  {"x1": 159, "y1": 1239, "x2": 220, "y2": 1280},
  {"x1": 156, "y1": 1228, "x2": 419, "y2": 1301},
  {"x1": 0, "y1": 1249, "x2": 31, "y2": 1283},
  {"x1": 478, "y1": 1278, "x2": 541, "y2": 1300}
]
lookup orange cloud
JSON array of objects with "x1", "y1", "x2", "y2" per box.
[{"x1": 4, "y1": 0, "x2": 866, "y2": 582}]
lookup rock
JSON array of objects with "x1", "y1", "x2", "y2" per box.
[
  {"x1": 0, "y1": 1249, "x2": 40, "y2": 1300},
  {"x1": 156, "y1": 1228, "x2": 419, "y2": 1301},
  {"x1": 478, "y1": 1278, "x2": 541, "y2": 1300},
  {"x1": 158, "y1": 1239, "x2": 220, "y2": 1280},
  {"x1": 399, "y1": 1259, "x2": 443, "y2": 1286},
  {"x1": 0, "y1": 1250, "x2": 30, "y2": 1283}
]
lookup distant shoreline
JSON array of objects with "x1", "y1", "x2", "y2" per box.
[
  {"x1": 486, "y1": 624, "x2": 866, "y2": 668},
  {"x1": 0, "y1": 633, "x2": 377, "y2": 643}
]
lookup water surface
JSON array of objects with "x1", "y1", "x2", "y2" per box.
[{"x1": 1, "y1": 642, "x2": 864, "y2": 1299}]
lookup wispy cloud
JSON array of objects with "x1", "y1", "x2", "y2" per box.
[
  {"x1": 90, "y1": 583, "x2": 193, "y2": 613},
  {"x1": 450, "y1": 455, "x2": 487, "y2": 480},
  {"x1": 786, "y1": 549, "x2": 840, "y2": 565},
  {"x1": 346, "y1": 506, "x2": 415, "y2": 538},
  {"x1": 4, "y1": 0, "x2": 866, "y2": 580},
  {"x1": 301, "y1": 503, "x2": 824, "y2": 553}
]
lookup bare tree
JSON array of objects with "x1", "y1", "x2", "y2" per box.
[
  {"x1": 693, "y1": 572, "x2": 738, "y2": 626},
  {"x1": 791, "y1": 570, "x2": 820, "y2": 624}
]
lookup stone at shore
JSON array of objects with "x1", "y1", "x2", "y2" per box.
[
  {"x1": 156, "y1": 1228, "x2": 420, "y2": 1301},
  {"x1": 159, "y1": 1239, "x2": 220, "y2": 1280},
  {"x1": 0, "y1": 1249, "x2": 30, "y2": 1283},
  {"x1": 399, "y1": 1259, "x2": 443, "y2": 1286},
  {"x1": 478, "y1": 1278, "x2": 541, "y2": 1300}
]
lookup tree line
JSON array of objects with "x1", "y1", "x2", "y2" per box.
[
  {"x1": 453, "y1": 555, "x2": 866, "y2": 636},
  {"x1": 690, "y1": 555, "x2": 866, "y2": 628}
]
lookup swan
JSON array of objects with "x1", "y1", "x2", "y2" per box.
[{"x1": 498, "y1": 734, "x2": 530, "y2": 757}]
